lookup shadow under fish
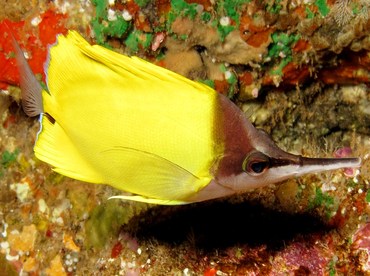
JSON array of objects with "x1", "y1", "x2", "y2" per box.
[{"x1": 124, "y1": 199, "x2": 331, "y2": 250}]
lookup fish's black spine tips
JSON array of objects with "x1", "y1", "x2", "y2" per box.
[
  {"x1": 242, "y1": 151, "x2": 270, "y2": 175},
  {"x1": 21, "y1": 90, "x2": 42, "y2": 117},
  {"x1": 44, "y1": 113, "x2": 56, "y2": 124}
]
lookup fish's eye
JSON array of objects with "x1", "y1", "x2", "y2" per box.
[{"x1": 242, "y1": 151, "x2": 270, "y2": 175}]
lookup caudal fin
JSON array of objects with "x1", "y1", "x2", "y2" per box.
[{"x1": 11, "y1": 34, "x2": 43, "y2": 117}]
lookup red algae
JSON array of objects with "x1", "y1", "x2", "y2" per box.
[
  {"x1": 272, "y1": 240, "x2": 331, "y2": 274},
  {"x1": 111, "y1": 241, "x2": 123, "y2": 258},
  {"x1": 0, "y1": 9, "x2": 67, "y2": 89},
  {"x1": 353, "y1": 223, "x2": 370, "y2": 251}
]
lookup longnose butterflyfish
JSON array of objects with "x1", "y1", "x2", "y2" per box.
[{"x1": 13, "y1": 30, "x2": 361, "y2": 205}]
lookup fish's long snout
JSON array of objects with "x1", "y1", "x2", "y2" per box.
[{"x1": 296, "y1": 156, "x2": 361, "y2": 176}]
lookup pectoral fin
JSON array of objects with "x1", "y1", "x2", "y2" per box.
[{"x1": 100, "y1": 147, "x2": 211, "y2": 204}]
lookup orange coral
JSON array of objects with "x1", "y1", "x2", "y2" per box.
[
  {"x1": 319, "y1": 50, "x2": 370, "y2": 85},
  {"x1": 262, "y1": 62, "x2": 311, "y2": 87},
  {"x1": 0, "y1": 9, "x2": 67, "y2": 90},
  {"x1": 214, "y1": 79, "x2": 229, "y2": 95},
  {"x1": 239, "y1": 71, "x2": 254, "y2": 86},
  {"x1": 239, "y1": 12, "x2": 272, "y2": 48},
  {"x1": 282, "y1": 63, "x2": 311, "y2": 86},
  {"x1": 293, "y1": 39, "x2": 311, "y2": 53},
  {"x1": 155, "y1": 0, "x2": 172, "y2": 15}
]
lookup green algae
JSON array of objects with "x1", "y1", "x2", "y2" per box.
[
  {"x1": 167, "y1": 0, "x2": 251, "y2": 41},
  {"x1": 198, "y1": 79, "x2": 215, "y2": 89},
  {"x1": 5, "y1": 51, "x2": 15, "y2": 59},
  {"x1": 222, "y1": 0, "x2": 250, "y2": 22},
  {"x1": 1, "y1": 149, "x2": 19, "y2": 169},
  {"x1": 170, "y1": 0, "x2": 198, "y2": 19},
  {"x1": 215, "y1": 0, "x2": 250, "y2": 41},
  {"x1": 93, "y1": 0, "x2": 107, "y2": 19},
  {"x1": 167, "y1": 0, "x2": 199, "y2": 31},
  {"x1": 217, "y1": 24, "x2": 236, "y2": 41},
  {"x1": 304, "y1": 0, "x2": 330, "y2": 19},
  {"x1": 271, "y1": 58, "x2": 291, "y2": 76},
  {"x1": 328, "y1": 258, "x2": 337, "y2": 276},
  {"x1": 85, "y1": 200, "x2": 132, "y2": 248},
  {"x1": 219, "y1": 64, "x2": 238, "y2": 98},
  {"x1": 267, "y1": 32, "x2": 300, "y2": 76},
  {"x1": 268, "y1": 32, "x2": 300, "y2": 58},
  {"x1": 266, "y1": 0, "x2": 283, "y2": 14},
  {"x1": 315, "y1": 0, "x2": 330, "y2": 17},
  {"x1": 305, "y1": 6, "x2": 315, "y2": 19},
  {"x1": 135, "y1": 0, "x2": 150, "y2": 8},
  {"x1": 46, "y1": 172, "x2": 65, "y2": 186},
  {"x1": 201, "y1": 11, "x2": 211, "y2": 22},
  {"x1": 107, "y1": 17, "x2": 131, "y2": 38},
  {"x1": 125, "y1": 30, "x2": 153, "y2": 53},
  {"x1": 366, "y1": 190, "x2": 370, "y2": 203},
  {"x1": 308, "y1": 187, "x2": 336, "y2": 218},
  {"x1": 35, "y1": 74, "x2": 48, "y2": 92},
  {"x1": 67, "y1": 184, "x2": 95, "y2": 220},
  {"x1": 91, "y1": 0, "x2": 131, "y2": 46}
]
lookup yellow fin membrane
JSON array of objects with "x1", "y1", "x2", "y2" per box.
[{"x1": 33, "y1": 31, "x2": 223, "y2": 204}]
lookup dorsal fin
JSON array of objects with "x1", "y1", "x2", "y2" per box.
[{"x1": 11, "y1": 33, "x2": 43, "y2": 117}]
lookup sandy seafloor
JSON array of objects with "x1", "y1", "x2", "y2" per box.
[{"x1": 0, "y1": 0, "x2": 370, "y2": 275}]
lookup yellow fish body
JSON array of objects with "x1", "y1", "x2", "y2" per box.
[
  {"x1": 24, "y1": 31, "x2": 224, "y2": 204},
  {"x1": 14, "y1": 31, "x2": 361, "y2": 205}
]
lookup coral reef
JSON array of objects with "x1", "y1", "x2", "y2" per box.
[{"x1": 0, "y1": 0, "x2": 369, "y2": 274}]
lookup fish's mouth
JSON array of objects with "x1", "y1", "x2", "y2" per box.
[{"x1": 273, "y1": 155, "x2": 362, "y2": 176}]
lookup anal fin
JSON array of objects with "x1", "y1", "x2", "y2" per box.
[{"x1": 109, "y1": 195, "x2": 189, "y2": 205}]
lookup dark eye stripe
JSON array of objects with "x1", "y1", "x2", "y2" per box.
[{"x1": 269, "y1": 158, "x2": 295, "y2": 168}]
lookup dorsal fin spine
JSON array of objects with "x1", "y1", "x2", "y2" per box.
[{"x1": 11, "y1": 33, "x2": 44, "y2": 117}]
